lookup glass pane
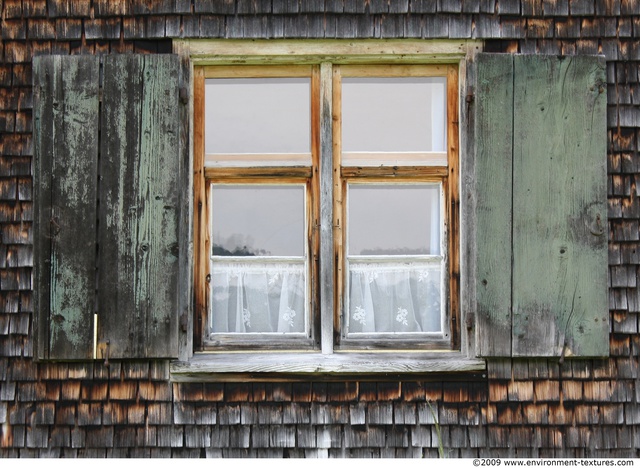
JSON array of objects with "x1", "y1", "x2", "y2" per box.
[
  {"x1": 342, "y1": 77, "x2": 446, "y2": 152},
  {"x1": 205, "y1": 78, "x2": 311, "y2": 155},
  {"x1": 347, "y1": 261, "x2": 442, "y2": 334},
  {"x1": 212, "y1": 185, "x2": 305, "y2": 257},
  {"x1": 210, "y1": 260, "x2": 307, "y2": 334},
  {"x1": 348, "y1": 184, "x2": 441, "y2": 256}
]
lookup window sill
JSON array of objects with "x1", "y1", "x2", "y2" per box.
[{"x1": 170, "y1": 351, "x2": 486, "y2": 382}]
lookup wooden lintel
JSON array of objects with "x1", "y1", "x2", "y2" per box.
[{"x1": 176, "y1": 39, "x2": 482, "y2": 65}]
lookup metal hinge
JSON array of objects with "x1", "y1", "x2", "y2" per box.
[{"x1": 465, "y1": 87, "x2": 475, "y2": 104}]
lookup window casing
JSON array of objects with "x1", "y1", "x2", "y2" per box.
[{"x1": 193, "y1": 63, "x2": 459, "y2": 352}]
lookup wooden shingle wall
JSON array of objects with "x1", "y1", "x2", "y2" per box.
[{"x1": 1, "y1": 0, "x2": 640, "y2": 458}]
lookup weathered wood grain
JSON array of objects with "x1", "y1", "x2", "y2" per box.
[
  {"x1": 33, "y1": 55, "x2": 100, "y2": 360},
  {"x1": 192, "y1": 67, "x2": 207, "y2": 353},
  {"x1": 178, "y1": 39, "x2": 478, "y2": 65},
  {"x1": 447, "y1": 64, "x2": 460, "y2": 349},
  {"x1": 511, "y1": 55, "x2": 608, "y2": 358},
  {"x1": 98, "y1": 55, "x2": 181, "y2": 359},
  {"x1": 332, "y1": 64, "x2": 344, "y2": 348},
  {"x1": 177, "y1": 53, "x2": 193, "y2": 361},
  {"x1": 474, "y1": 53, "x2": 514, "y2": 357},
  {"x1": 170, "y1": 352, "x2": 486, "y2": 382},
  {"x1": 320, "y1": 62, "x2": 334, "y2": 354}
]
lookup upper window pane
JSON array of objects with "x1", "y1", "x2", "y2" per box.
[
  {"x1": 211, "y1": 185, "x2": 306, "y2": 257},
  {"x1": 205, "y1": 78, "x2": 311, "y2": 160},
  {"x1": 348, "y1": 184, "x2": 441, "y2": 256},
  {"x1": 341, "y1": 77, "x2": 446, "y2": 153}
]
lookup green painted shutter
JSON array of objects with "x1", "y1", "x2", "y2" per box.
[
  {"x1": 475, "y1": 53, "x2": 609, "y2": 358},
  {"x1": 33, "y1": 54, "x2": 182, "y2": 360},
  {"x1": 33, "y1": 56, "x2": 100, "y2": 360},
  {"x1": 98, "y1": 55, "x2": 181, "y2": 359}
]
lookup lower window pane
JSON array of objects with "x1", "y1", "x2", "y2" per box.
[
  {"x1": 347, "y1": 261, "x2": 442, "y2": 335},
  {"x1": 209, "y1": 184, "x2": 309, "y2": 339},
  {"x1": 345, "y1": 182, "x2": 445, "y2": 339}
]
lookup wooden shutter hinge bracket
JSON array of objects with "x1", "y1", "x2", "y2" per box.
[
  {"x1": 179, "y1": 312, "x2": 188, "y2": 333},
  {"x1": 96, "y1": 339, "x2": 110, "y2": 367},
  {"x1": 179, "y1": 87, "x2": 189, "y2": 105},
  {"x1": 465, "y1": 312, "x2": 475, "y2": 330},
  {"x1": 465, "y1": 89, "x2": 475, "y2": 104}
]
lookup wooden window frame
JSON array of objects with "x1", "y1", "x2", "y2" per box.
[
  {"x1": 194, "y1": 65, "x2": 321, "y2": 350},
  {"x1": 193, "y1": 63, "x2": 459, "y2": 353},
  {"x1": 333, "y1": 65, "x2": 460, "y2": 351}
]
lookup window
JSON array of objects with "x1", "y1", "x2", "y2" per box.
[
  {"x1": 32, "y1": 43, "x2": 607, "y2": 372},
  {"x1": 193, "y1": 63, "x2": 459, "y2": 352}
]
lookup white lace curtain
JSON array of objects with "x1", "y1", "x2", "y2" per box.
[
  {"x1": 347, "y1": 261, "x2": 442, "y2": 335},
  {"x1": 210, "y1": 261, "x2": 306, "y2": 334}
]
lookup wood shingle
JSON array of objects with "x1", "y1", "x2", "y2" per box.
[{"x1": 1, "y1": 0, "x2": 640, "y2": 458}]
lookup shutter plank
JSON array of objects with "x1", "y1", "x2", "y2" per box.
[
  {"x1": 512, "y1": 55, "x2": 608, "y2": 357},
  {"x1": 99, "y1": 55, "x2": 181, "y2": 359},
  {"x1": 474, "y1": 54, "x2": 514, "y2": 357},
  {"x1": 33, "y1": 56, "x2": 55, "y2": 360},
  {"x1": 33, "y1": 56, "x2": 99, "y2": 360}
]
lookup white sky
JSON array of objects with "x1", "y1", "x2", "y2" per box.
[{"x1": 206, "y1": 77, "x2": 446, "y2": 258}]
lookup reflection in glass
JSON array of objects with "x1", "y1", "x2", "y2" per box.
[
  {"x1": 205, "y1": 78, "x2": 311, "y2": 155},
  {"x1": 346, "y1": 183, "x2": 443, "y2": 336},
  {"x1": 348, "y1": 184, "x2": 441, "y2": 256},
  {"x1": 210, "y1": 184, "x2": 308, "y2": 336},
  {"x1": 342, "y1": 77, "x2": 446, "y2": 152},
  {"x1": 211, "y1": 185, "x2": 305, "y2": 257}
]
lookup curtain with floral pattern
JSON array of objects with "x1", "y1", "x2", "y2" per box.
[
  {"x1": 210, "y1": 261, "x2": 306, "y2": 334},
  {"x1": 347, "y1": 261, "x2": 442, "y2": 335}
]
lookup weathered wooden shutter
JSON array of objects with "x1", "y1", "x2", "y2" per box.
[
  {"x1": 34, "y1": 54, "x2": 183, "y2": 360},
  {"x1": 33, "y1": 56, "x2": 100, "y2": 360},
  {"x1": 475, "y1": 53, "x2": 609, "y2": 358}
]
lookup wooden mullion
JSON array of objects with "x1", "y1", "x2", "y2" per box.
[
  {"x1": 319, "y1": 61, "x2": 334, "y2": 355},
  {"x1": 310, "y1": 65, "x2": 321, "y2": 349}
]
